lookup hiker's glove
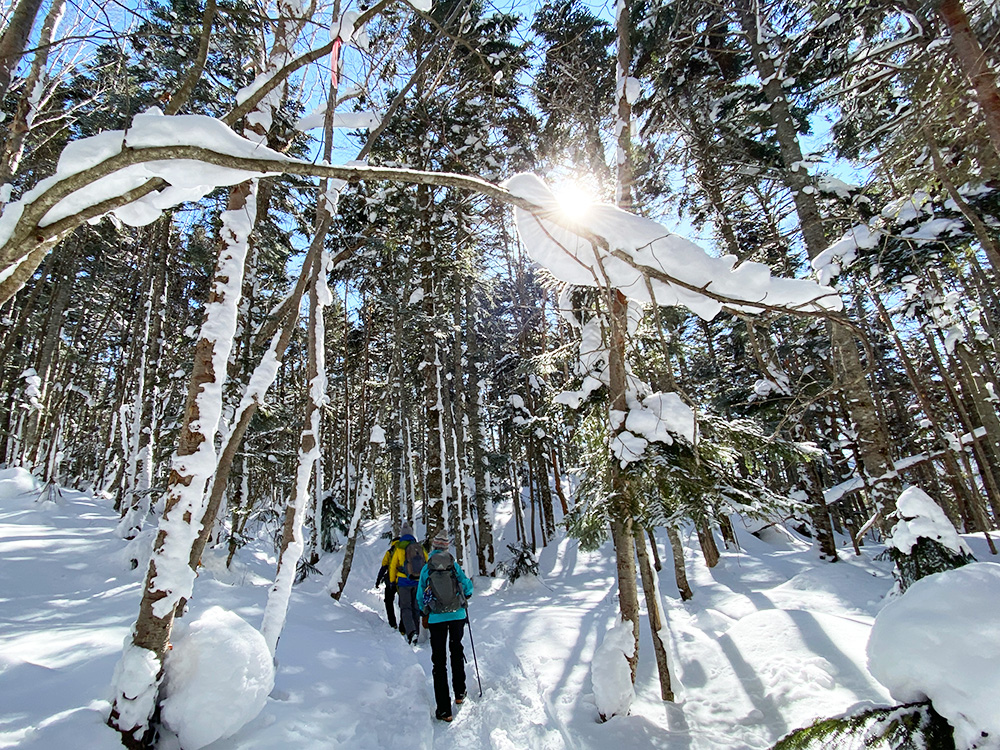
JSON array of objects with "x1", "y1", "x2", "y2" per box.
[
  {"x1": 376, "y1": 566, "x2": 388, "y2": 587},
  {"x1": 421, "y1": 614, "x2": 429, "y2": 629}
]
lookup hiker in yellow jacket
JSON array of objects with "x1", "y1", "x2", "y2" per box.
[
  {"x1": 375, "y1": 535, "x2": 400, "y2": 630},
  {"x1": 388, "y1": 522, "x2": 427, "y2": 644}
]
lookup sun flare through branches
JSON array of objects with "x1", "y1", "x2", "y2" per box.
[{"x1": 552, "y1": 180, "x2": 599, "y2": 224}]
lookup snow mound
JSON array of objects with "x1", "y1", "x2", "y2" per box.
[
  {"x1": 161, "y1": 606, "x2": 274, "y2": 749},
  {"x1": 751, "y1": 523, "x2": 797, "y2": 548},
  {"x1": 592, "y1": 619, "x2": 636, "y2": 719},
  {"x1": 867, "y1": 562, "x2": 1000, "y2": 750},
  {"x1": 0, "y1": 466, "x2": 39, "y2": 496}
]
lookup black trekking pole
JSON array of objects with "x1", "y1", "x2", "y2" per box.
[{"x1": 465, "y1": 610, "x2": 483, "y2": 697}]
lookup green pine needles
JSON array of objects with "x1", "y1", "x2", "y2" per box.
[
  {"x1": 772, "y1": 701, "x2": 956, "y2": 750},
  {"x1": 564, "y1": 406, "x2": 812, "y2": 550},
  {"x1": 890, "y1": 536, "x2": 976, "y2": 594},
  {"x1": 496, "y1": 542, "x2": 540, "y2": 582}
]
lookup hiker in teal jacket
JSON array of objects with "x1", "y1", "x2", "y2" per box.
[{"x1": 417, "y1": 529, "x2": 474, "y2": 722}]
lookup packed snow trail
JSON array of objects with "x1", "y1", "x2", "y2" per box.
[{"x1": 10, "y1": 469, "x2": 998, "y2": 749}]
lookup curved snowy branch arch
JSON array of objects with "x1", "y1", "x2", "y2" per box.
[{"x1": 0, "y1": 126, "x2": 845, "y2": 327}]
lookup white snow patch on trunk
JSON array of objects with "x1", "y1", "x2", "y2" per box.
[{"x1": 592, "y1": 619, "x2": 635, "y2": 719}]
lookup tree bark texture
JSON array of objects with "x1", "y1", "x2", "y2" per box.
[
  {"x1": 0, "y1": 0, "x2": 46, "y2": 103},
  {"x1": 666, "y1": 525, "x2": 694, "y2": 600},
  {"x1": 0, "y1": 0, "x2": 66, "y2": 185},
  {"x1": 108, "y1": 180, "x2": 255, "y2": 748},
  {"x1": 696, "y1": 521, "x2": 720, "y2": 568}
]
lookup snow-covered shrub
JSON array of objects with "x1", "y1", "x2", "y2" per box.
[
  {"x1": 772, "y1": 701, "x2": 955, "y2": 749},
  {"x1": 496, "y1": 542, "x2": 539, "y2": 582},
  {"x1": 160, "y1": 606, "x2": 274, "y2": 749},
  {"x1": 867, "y1": 563, "x2": 1000, "y2": 750},
  {"x1": 886, "y1": 487, "x2": 974, "y2": 593},
  {"x1": 293, "y1": 556, "x2": 323, "y2": 584},
  {"x1": 772, "y1": 493, "x2": 997, "y2": 750}
]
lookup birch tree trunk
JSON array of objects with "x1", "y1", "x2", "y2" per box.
[
  {"x1": 119, "y1": 218, "x2": 170, "y2": 539},
  {"x1": 187, "y1": 224, "x2": 324, "y2": 574},
  {"x1": 0, "y1": 0, "x2": 66, "y2": 186},
  {"x1": 108, "y1": 180, "x2": 257, "y2": 749},
  {"x1": 0, "y1": 0, "x2": 46, "y2": 103},
  {"x1": 261, "y1": 239, "x2": 330, "y2": 654},
  {"x1": 260, "y1": 8, "x2": 346, "y2": 638},
  {"x1": 330, "y1": 458, "x2": 378, "y2": 600},
  {"x1": 21, "y1": 236, "x2": 77, "y2": 469},
  {"x1": 107, "y1": 0, "x2": 322, "y2": 720}
]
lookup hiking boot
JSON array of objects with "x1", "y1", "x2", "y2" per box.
[
  {"x1": 435, "y1": 710, "x2": 453, "y2": 722},
  {"x1": 455, "y1": 691, "x2": 467, "y2": 704}
]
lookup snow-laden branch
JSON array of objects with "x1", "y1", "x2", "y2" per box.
[
  {"x1": 221, "y1": 0, "x2": 399, "y2": 129},
  {"x1": 504, "y1": 173, "x2": 843, "y2": 321},
  {"x1": 0, "y1": 112, "x2": 844, "y2": 323},
  {"x1": 0, "y1": 110, "x2": 518, "y2": 301}
]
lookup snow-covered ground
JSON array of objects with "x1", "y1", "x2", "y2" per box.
[{"x1": 0, "y1": 466, "x2": 994, "y2": 749}]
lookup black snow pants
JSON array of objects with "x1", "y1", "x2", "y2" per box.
[
  {"x1": 429, "y1": 619, "x2": 466, "y2": 716},
  {"x1": 384, "y1": 582, "x2": 397, "y2": 629}
]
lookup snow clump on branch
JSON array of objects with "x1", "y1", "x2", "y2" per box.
[
  {"x1": 502, "y1": 173, "x2": 842, "y2": 321},
  {"x1": 887, "y1": 486, "x2": 972, "y2": 557}
]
